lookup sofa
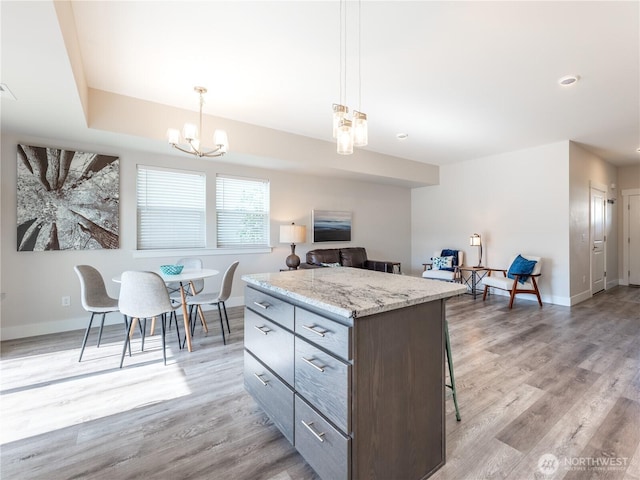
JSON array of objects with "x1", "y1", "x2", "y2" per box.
[{"x1": 302, "y1": 247, "x2": 401, "y2": 274}]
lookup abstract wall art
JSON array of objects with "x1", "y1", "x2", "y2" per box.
[
  {"x1": 312, "y1": 209, "x2": 352, "y2": 243},
  {"x1": 17, "y1": 144, "x2": 119, "y2": 251}
]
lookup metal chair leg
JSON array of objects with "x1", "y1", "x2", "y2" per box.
[
  {"x1": 78, "y1": 312, "x2": 96, "y2": 362},
  {"x1": 189, "y1": 305, "x2": 197, "y2": 337},
  {"x1": 120, "y1": 316, "x2": 135, "y2": 368},
  {"x1": 222, "y1": 301, "x2": 231, "y2": 334},
  {"x1": 97, "y1": 313, "x2": 106, "y2": 348},
  {"x1": 173, "y1": 311, "x2": 182, "y2": 349},
  {"x1": 217, "y1": 303, "x2": 227, "y2": 345},
  {"x1": 445, "y1": 319, "x2": 461, "y2": 421},
  {"x1": 161, "y1": 313, "x2": 167, "y2": 366},
  {"x1": 140, "y1": 318, "x2": 147, "y2": 351}
]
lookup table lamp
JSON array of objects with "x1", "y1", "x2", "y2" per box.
[
  {"x1": 470, "y1": 233, "x2": 483, "y2": 267},
  {"x1": 280, "y1": 223, "x2": 307, "y2": 270}
]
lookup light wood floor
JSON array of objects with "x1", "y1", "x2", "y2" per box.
[{"x1": 1, "y1": 286, "x2": 639, "y2": 479}]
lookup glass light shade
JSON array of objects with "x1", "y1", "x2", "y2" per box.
[
  {"x1": 337, "y1": 119, "x2": 354, "y2": 155},
  {"x1": 167, "y1": 128, "x2": 180, "y2": 145},
  {"x1": 183, "y1": 123, "x2": 198, "y2": 142},
  {"x1": 332, "y1": 104, "x2": 348, "y2": 139},
  {"x1": 353, "y1": 111, "x2": 368, "y2": 147},
  {"x1": 280, "y1": 224, "x2": 306, "y2": 244},
  {"x1": 470, "y1": 234, "x2": 482, "y2": 246},
  {"x1": 213, "y1": 129, "x2": 229, "y2": 152}
]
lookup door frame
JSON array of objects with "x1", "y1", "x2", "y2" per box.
[
  {"x1": 621, "y1": 188, "x2": 640, "y2": 286},
  {"x1": 590, "y1": 181, "x2": 607, "y2": 296}
]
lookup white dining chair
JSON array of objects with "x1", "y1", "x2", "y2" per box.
[
  {"x1": 185, "y1": 261, "x2": 239, "y2": 345},
  {"x1": 74, "y1": 265, "x2": 120, "y2": 362},
  {"x1": 118, "y1": 271, "x2": 180, "y2": 367}
]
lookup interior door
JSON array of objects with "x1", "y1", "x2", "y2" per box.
[
  {"x1": 629, "y1": 194, "x2": 640, "y2": 285},
  {"x1": 590, "y1": 187, "x2": 605, "y2": 294}
]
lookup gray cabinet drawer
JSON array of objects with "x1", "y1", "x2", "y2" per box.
[
  {"x1": 295, "y1": 337, "x2": 351, "y2": 433},
  {"x1": 245, "y1": 286, "x2": 294, "y2": 330},
  {"x1": 245, "y1": 308, "x2": 294, "y2": 385},
  {"x1": 295, "y1": 307, "x2": 352, "y2": 361},
  {"x1": 244, "y1": 350, "x2": 294, "y2": 444},
  {"x1": 295, "y1": 395, "x2": 350, "y2": 480}
]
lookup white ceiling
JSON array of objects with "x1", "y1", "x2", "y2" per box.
[{"x1": 2, "y1": 1, "x2": 639, "y2": 173}]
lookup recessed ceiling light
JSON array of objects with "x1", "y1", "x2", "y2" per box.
[
  {"x1": 396, "y1": 133, "x2": 409, "y2": 140},
  {"x1": 636, "y1": 147, "x2": 640, "y2": 153},
  {"x1": 558, "y1": 74, "x2": 580, "y2": 86}
]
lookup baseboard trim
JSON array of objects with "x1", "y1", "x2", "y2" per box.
[{"x1": 0, "y1": 295, "x2": 245, "y2": 341}]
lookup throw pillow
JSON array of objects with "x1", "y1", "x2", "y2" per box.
[
  {"x1": 440, "y1": 249, "x2": 459, "y2": 267},
  {"x1": 507, "y1": 255, "x2": 537, "y2": 284},
  {"x1": 432, "y1": 256, "x2": 454, "y2": 270}
]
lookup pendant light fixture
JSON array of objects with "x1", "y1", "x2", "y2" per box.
[
  {"x1": 167, "y1": 86, "x2": 228, "y2": 158},
  {"x1": 332, "y1": 0, "x2": 367, "y2": 155}
]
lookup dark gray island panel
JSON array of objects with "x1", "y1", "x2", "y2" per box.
[{"x1": 242, "y1": 267, "x2": 465, "y2": 480}]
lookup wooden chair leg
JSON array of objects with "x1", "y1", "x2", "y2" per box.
[
  {"x1": 508, "y1": 288, "x2": 517, "y2": 309},
  {"x1": 150, "y1": 317, "x2": 156, "y2": 336},
  {"x1": 532, "y1": 277, "x2": 543, "y2": 307},
  {"x1": 482, "y1": 285, "x2": 489, "y2": 301},
  {"x1": 129, "y1": 318, "x2": 138, "y2": 338}
]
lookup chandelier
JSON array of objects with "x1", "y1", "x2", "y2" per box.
[
  {"x1": 167, "y1": 86, "x2": 229, "y2": 158},
  {"x1": 332, "y1": 0, "x2": 367, "y2": 155}
]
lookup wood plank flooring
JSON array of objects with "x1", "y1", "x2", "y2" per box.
[{"x1": 1, "y1": 286, "x2": 639, "y2": 479}]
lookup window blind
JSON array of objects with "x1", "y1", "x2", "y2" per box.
[
  {"x1": 137, "y1": 166, "x2": 206, "y2": 249},
  {"x1": 216, "y1": 174, "x2": 270, "y2": 247}
]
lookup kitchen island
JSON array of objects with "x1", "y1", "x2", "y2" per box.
[{"x1": 242, "y1": 267, "x2": 466, "y2": 480}]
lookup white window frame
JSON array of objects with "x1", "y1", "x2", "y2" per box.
[
  {"x1": 216, "y1": 174, "x2": 270, "y2": 248},
  {"x1": 136, "y1": 165, "x2": 206, "y2": 250}
]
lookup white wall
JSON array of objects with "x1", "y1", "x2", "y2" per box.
[
  {"x1": 0, "y1": 133, "x2": 411, "y2": 340},
  {"x1": 568, "y1": 142, "x2": 619, "y2": 300},
  {"x1": 412, "y1": 141, "x2": 571, "y2": 305}
]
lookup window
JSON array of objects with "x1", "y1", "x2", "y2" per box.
[
  {"x1": 216, "y1": 175, "x2": 270, "y2": 247},
  {"x1": 137, "y1": 166, "x2": 206, "y2": 249}
]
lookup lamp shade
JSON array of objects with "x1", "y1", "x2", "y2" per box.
[
  {"x1": 280, "y1": 224, "x2": 306, "y2": 244},
  {"x1": 470, "y1": 233, "x2": 482, "y2": 246}
]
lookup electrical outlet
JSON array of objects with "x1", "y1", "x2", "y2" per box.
[{"x1": 61, "y1": 296, "x2": 71, "y2": 307}]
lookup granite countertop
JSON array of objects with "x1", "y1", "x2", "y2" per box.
[{"x1": 242, "y1": 267, "x2": 467, "y2": 318}]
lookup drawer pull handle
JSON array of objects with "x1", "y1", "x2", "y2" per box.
[
  {"x1": 253, "y1": 325, "x2": 270, "y2": 335},
  {"x1": 301, "y1": 420, "x2": 325, "y2": 443},
  {"x1": 301, "y1": 356, "x2": 325, "y2": 372},
  {"x1": 302, "y1": 324, "x2": 327, "y2": 337},
  {"x1": 253, "y1": 301, "x2": 270, "y2": 309},
  {"x1": 253, "y1": 373, "x2": 269, "y2": 386}
]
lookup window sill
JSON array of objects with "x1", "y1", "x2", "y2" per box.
[{"x1": 132, "y1": 247, "x2": 273, "y2": 259}]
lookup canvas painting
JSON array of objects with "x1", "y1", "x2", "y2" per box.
[
  {"x1": 17, "y1": 144, "x2": 119, "y2": 251},
  {"x1": 312, "y1": 210, "x2": 352, "y2": 243}
]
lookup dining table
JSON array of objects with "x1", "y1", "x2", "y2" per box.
[{"x1": 114, "y1": 268, "x2": 219, "y2": 352}]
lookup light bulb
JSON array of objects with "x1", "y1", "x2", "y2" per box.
[
  {"x1": 183, "y1": 123, "x2": 198, "y2": 142},
  {"x1": 337, "y1": 119, "x2": 353, "y2": 155},
  {"x1": 353, "y1": 111, "x2": 368, "y2": 147}
]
